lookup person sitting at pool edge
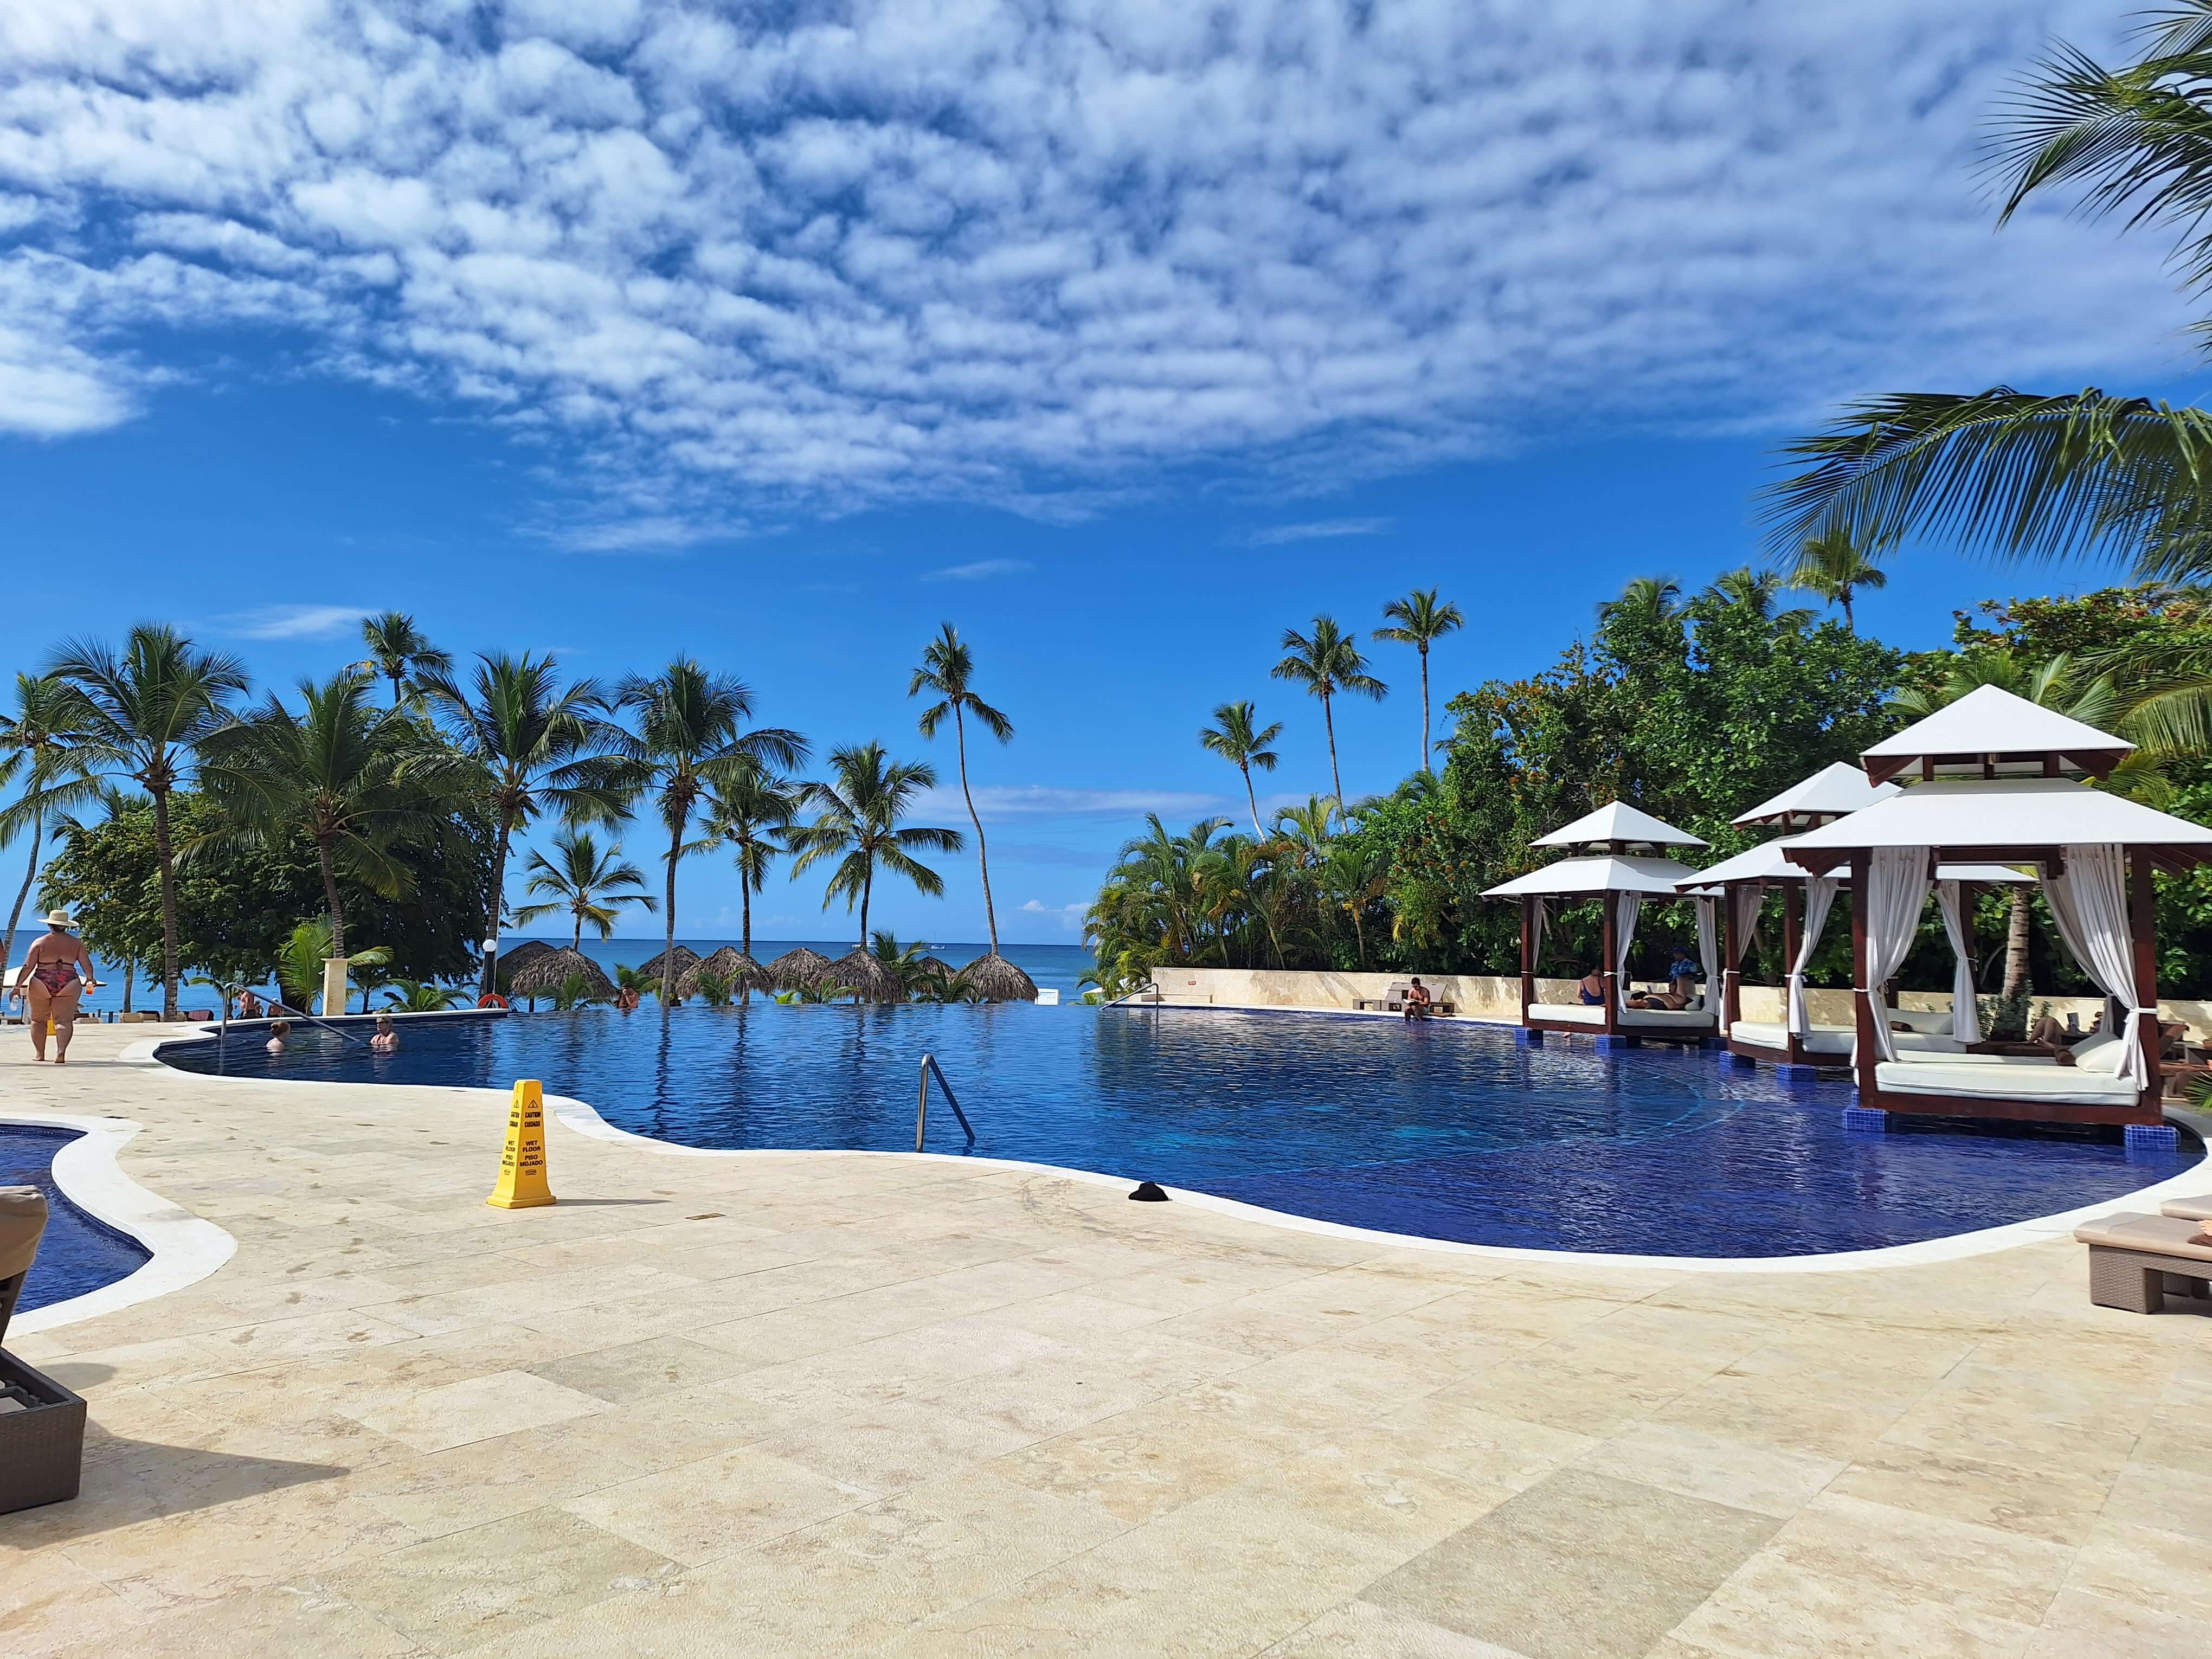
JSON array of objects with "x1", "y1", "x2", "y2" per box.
[
  {"x1": 370, "y1": 1014, "x2": 398, "y2": 1052},
  {"x1": 265, "y1": 1019, "x2": 291, "y2": 1053},
  {"x1": 1402, "y1": 977, "x2": 1433, "y2": 1020}
]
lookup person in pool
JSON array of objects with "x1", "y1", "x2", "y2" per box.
[
  {"x1": 370, "y1": 1014, "x2": 398, "y2": 1053},
  {"x1": 265, "y1": 1019, "x2": 292, "y2": 1053},
  {"x1": 9, "y1": 909, "x2": 100, "y2": 1064}
]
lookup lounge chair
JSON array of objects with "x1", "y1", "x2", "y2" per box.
[
  {"x1": 0, "y1": 1186, "x2": 87, "y2": 1513},
  {"x1": 2162, "y1": 1197, "x2": 2212, "y2": 1221},
  {"x1": 2074, "y1": 1211, "x2": 2212, "y2": 1313}
]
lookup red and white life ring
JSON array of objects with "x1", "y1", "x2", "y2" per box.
[{"x1": 477, "y1": 993, "x2": 509, "y2": 1010}]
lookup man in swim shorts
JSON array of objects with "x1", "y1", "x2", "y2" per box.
[{"x1": 9, "y1": 910, "x2": 100, "y2": 1064}]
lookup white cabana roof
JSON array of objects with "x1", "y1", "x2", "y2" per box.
[
  {"x1": 1683, "y1": 837, "x2": 2029, "y2": 890},
  {"x1": 1486, "y1": 854, "x2": 1705, "y2": 899},
  {"x1": 1532, "y1": 801, "x2": 1707, "y2": 851},
  {"x1": 1733, "y1": 761, "x2": 1899, "y2": 829},
  {"x1": 1860, "y1": 685, "x2": 2134, "y2": 783},
  {"x1": 1783, "y1": 776, "x2": 2212, "y2": 867}
]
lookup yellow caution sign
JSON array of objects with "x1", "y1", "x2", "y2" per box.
[{"x1": 486, "y1": 1079, "x2": 556, "y2": 1209}]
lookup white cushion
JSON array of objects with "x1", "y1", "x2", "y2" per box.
[
  {"x1": 1729, "y1": 1020, "x2": 1853, "y2": 1054},
  {"x1": 1619, "y1": 1008, "x2": 1717, "y2": 1030},
  {"x1": 1888, "y1": 1008, "x2": 1957, "y2": 1036},
  {"x1": 1531, "y1": 1002, "x2": 1606, "y2": 1025},
  {"x1": 1875, "y1": 1060, "x2": 2140, "y2": 1105},
  {"x1": 2070, "y1": 1032, "x2": 2126, "y2": 1075}
]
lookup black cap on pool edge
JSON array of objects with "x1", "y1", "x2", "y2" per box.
[{"x1": 1128, "y1": 1181, "x2": 1169, "y2": 1202}]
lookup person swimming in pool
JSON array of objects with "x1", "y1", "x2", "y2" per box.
[
  {"x1": 370, "y1": 1014, "x2": 398, "y2": 1053},
  {"x1": 265, "y1": 1019, "x2": 292, "y2": 1053},
  {"x1": 9, "y1": 910, "x2": 100, "y2": 1064}
]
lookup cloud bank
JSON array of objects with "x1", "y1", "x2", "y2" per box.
[{"x1": 0, "y1": 2, "x2": 2191, "y2": 532}]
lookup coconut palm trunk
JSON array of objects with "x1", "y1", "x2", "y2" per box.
[
  {"x1": 661, "y1": 829, "x2": 680, "y2": 1006},
  {"x1": 485, "y1": 819, "x2": 513, "y2": 995},
  {"x1": 1239, "y1": 762, "x2": 1262, "y2": 835},
  {"x1": 1321, "y1": 691, "x2": 1342, "y2": 807},
  {"x1": 953, "y1": 702, "x2": 998, "y2": 953},
  {"x1": 2, "y1": 813, "x2": 43, "y2": 974},
  {"x1": 2003, "y1": 886, "x2": 2031, "y2": 998},
  {"x1": 318, "y1": 844, "x2": 348, "y2": 959},
  {"x1": 150, "y1": 785, "x2": 182, "y2": 1017},
  {"x1": 1417, "y1": 644, "x2": 1431, "y2": 774},
  {"x1": 741, "y1": 884, "x2": 753, "y2": 959}
]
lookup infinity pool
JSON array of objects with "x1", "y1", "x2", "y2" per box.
[
  {"x1": 0, "y1": 1126, "x2": 152, "y2": 1312},
  {"x1": 162, "y1": 1006, "x2": 2200, "y2": 1257}
]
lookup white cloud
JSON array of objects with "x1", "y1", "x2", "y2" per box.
[
  {"x1": 919, "y1": 557, "x2": 1034, "y2": 582},
  {"x1": 914, "y1": 783, "x2": 1227, "y2": 822},
  {"x1": 0, "y1": 2, "x2": 2190, "y2": 517},
  {"x1": 1018, "y1": 898, "x2": 1088, "y2": 930},
  {"x1": 218, "y1": 602, "x2": 371, "y2": 641},
  {"x1": 1242, "y1": 518, "x2": 1394, "y2": 547}
]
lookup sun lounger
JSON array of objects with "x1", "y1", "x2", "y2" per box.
[
  {"x1": 1355, "y1": 983, "x2": 1457, "y2": 1015},
  {"x1": 2074, "y1": 1212, "x2": 2212, "y2": 1313},
  {"x1": 0, "y1": 1186, "x2": 87, "y2": 1513},
  {"x1": 2161, "y1": 1196, "x2": 2212, "y2": 1221}
]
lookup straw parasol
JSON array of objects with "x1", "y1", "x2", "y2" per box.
[
  {"x1": 493, "y1": 938, "x2": 556, "y2": 989},
  {"x1": 634, "y1": 945, "x2": 702, "y2": 986},
  {"x1": 763, "y1": 947, "x2": 837, "y2": 993},
  {"x1": 679, "y1": 946, "x2": 766, "y2": 997},
  {"x1": 958, "y1": 951, "x2": 1038, "y2": 1002},
  {"x1": 506, "y1": 947, "x2": 615, "y2": 1001},
  {"x1": 831, "y1": 948, "x2": 906, "y2": 1004}
]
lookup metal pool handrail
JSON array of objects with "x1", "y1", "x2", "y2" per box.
[{"x1": 916, "y1": 1053, "x2": 975, "y2": 1150}]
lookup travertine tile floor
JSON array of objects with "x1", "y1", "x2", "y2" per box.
[{"x1": 4, "y1": 1023, "x2": 2211, "y2": 1656}]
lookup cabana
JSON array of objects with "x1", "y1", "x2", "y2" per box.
[
  {"x1": 1684, "y1": 762, "x2": 2024, "y2": 1073},
  {"x1": 1484, "y1": 802, "x2": 1719, "y2": 1046},
  {"x1": 1785, "y1": 686, "x2": 2212, "y2": 1128}
]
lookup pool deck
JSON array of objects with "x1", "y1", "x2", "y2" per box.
[{"x1": 4, "y1": 1025, "x2": 2211, "y2": 1657}]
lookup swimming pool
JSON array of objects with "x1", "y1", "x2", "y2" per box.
[
  {"x1": 160, "y1": 1006, "x2": 2200, "y2": 1258},
  {"x1": 0, "y1": 1126, "x2": 153, "y2": 1312}
]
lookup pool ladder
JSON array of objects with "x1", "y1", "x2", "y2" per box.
[{"x1": 916, "y1": 1053, "x2": 975, "y2": 1150}]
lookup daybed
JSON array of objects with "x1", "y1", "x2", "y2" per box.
[{"x1": 2074, "y1": 1212, "x2": 2212, "y2": 1313}]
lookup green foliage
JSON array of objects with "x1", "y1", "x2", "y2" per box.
[
  {"x1": 385, "y1": 979, "x2": 458, "y2": 1012},
  {"x1": 692, "y1": 967, "x2": 734, "y2": 1007},
  {"x1": 41, "y1": 789, "x2": 490, "y2": 988},
  {"x1": 1979, "y1": 982, "x2": 2035, "y2": 1044},
  {"x1": 549, "y1": 969, "x2": 600, "y2": 1012}
]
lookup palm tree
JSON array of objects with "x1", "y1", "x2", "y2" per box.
[
  {"x1": 787, "y1": 742, "x2": 963, "y2": 947},
  {"x1": 909, "y1": 622, "x2": 1014, "y2": 954},
  {"x1": 1894, "y1": 651, "x2": 2128, "y2": 998},
  {"x1": 1781, "y1": 532, "x2": 1887, "y2": 630},
  {"x1": 272, "y1": 918, "x2": 389, "y2": 1015},
  {"x1": 0, "y1": 674, "x2": 99, "y2": 976},
  {"x1": 512, "y1": 828, "x2": 656, "y2": 950},
  {"x1": 49, "y1": 626, "x2": 249, "y2": 1017},
  {"x1": 357, "y1": 613, "x2": 452, "y2": 708},
  {"x1": 1271, "y1": 616, "x2": 1386, "y2": 807},
  {"x1": 1597, "y1": 576, "x2": 1682, "y2": 628},
  {"x1": 612, "y1": 660, "x2": 807, "y2": 1005},
  {"x1": 1373, "y1": 590, "x2": 1463, "y2": 774},
  {"x1": 200, "y1": 670, "x2": 449, "y2": 958},
  {"x1": 702, "y1": 764, "x2": 802, "y2": 959},
  {"x1": 1199, "y1": 701, "x2": 1283, "y2": 834},
  {"x1": 419, "y1": 653, "x2": 629, "y2": 993},
  {"x1": 1767, "y1": 8, "x2": 2212, "y2": 576}
]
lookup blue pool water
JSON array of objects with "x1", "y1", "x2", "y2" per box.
[
  {"x1": 160, "y1": 1006, "x2": 2202, "y2": 1258},
  {"x1": 0, "y1": 1127, "x2": 152, "y2": 1312}
]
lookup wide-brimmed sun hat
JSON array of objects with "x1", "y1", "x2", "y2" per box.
[{"x1": 43, "y1": 910, "x2": 76, "y2": 929}]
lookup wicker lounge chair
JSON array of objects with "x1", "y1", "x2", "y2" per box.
[
  {"x1": 2074, "y1": 1211, "x2": 2212, "y2": 1314},
  {"x1": 0, "y1": 1185, "x2": 87, "y2": 1512},
  {"x1": 2161, "y1": 1195, "x2": 2212, "y2": 1221}
]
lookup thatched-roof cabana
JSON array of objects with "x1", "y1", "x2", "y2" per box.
[
  {"x1": 507, "y1": 947, "x2": 615, "y2": 1001},
  {"x1": 831, "y1": 948, "x2": 905, "y2": 1004},
  {"x1": 493, "y1": 938, "x2": 556, "y2": 989},
  {"x1": 679, "y1": 947, "x2": 766, "y2": 997},
  {"x1": 763, "y1": 947, "x2": 837, "y2": 993},
  {"x1": 958, "y1": 951, "x2": 1038, "y2": 1003},
  {"x1": 634, "y1": 945, "x2": 702, "y2": 987}
]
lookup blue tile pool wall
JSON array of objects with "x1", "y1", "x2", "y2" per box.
[
  {"x1": 0, "y1": 1126, "x2": 152, "y2": 1312},
  {"x1": 160, "y1": 1006, "x2": 2202, "y2": 1259}
]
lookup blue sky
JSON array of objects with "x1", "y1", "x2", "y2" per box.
[{"x1": 4, "y1": 2, "x2": 2210, "y2": 944}]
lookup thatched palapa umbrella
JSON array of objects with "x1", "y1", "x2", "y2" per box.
[
  {"x1": 958, "y1": 951, "x2": 1038, "y2": 1003},
  {"x1": 764, "y1": 947, "x2": 836, "y2": 994},
  {"x1": 634, "y1": 945, "x2": 702, "y2": 986},
  {"x1": 679, "y1": 946, "x2": 766, "y2": 998},
  {"x1": 507, "y1": 947, "x2": 615, "y2": 1002},
  {"x1": 493, "y1": 938, "x2": 556, "y2": 991},
  {"x1": 831, "y1": 948, "x2": 906, "y2": 1004}
]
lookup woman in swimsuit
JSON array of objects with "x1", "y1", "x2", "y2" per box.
[{"x1": 10, "y1": 910, "x2": 99, "y2": 1064}]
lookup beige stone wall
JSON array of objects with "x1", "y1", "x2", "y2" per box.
[{"x1": 1132, "y1": 968, "x2": 2212, "y2": 1038}]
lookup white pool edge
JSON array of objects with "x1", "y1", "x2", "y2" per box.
[
  {"x1": 2, "y1": 1108, "x2": 237, "y2": 1335},
  {"x1": 122, "y1": 1028, "x2": 2212, "y2": 1280}
]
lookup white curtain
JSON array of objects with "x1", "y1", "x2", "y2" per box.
[
  {"x1": 1862, "y1": 847, "x2": 1934, "y2": 1063},
  {"x1": 1786, "y1": 877, "x2": 1838, "y2": 1037},
  {"x1": 1612, "y1": 892, "x2": 1641, "y2": 1010},
  {"x1": 1934, "y1": 880, "x2": 1982, "y2": 1045},
  {"x1": 1695, "y1": 896, "x2": 1719, "y2": 1011},
  {"x1": 2044, "y1": 845, "x2": 2152, "y2": 1086},
  {"x1": 1729, "y1": 884, "x2": 1764, "y2": 968},
  {"x1": 1528, "y1": 899, "x2": 1549, "y2": 975}
]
